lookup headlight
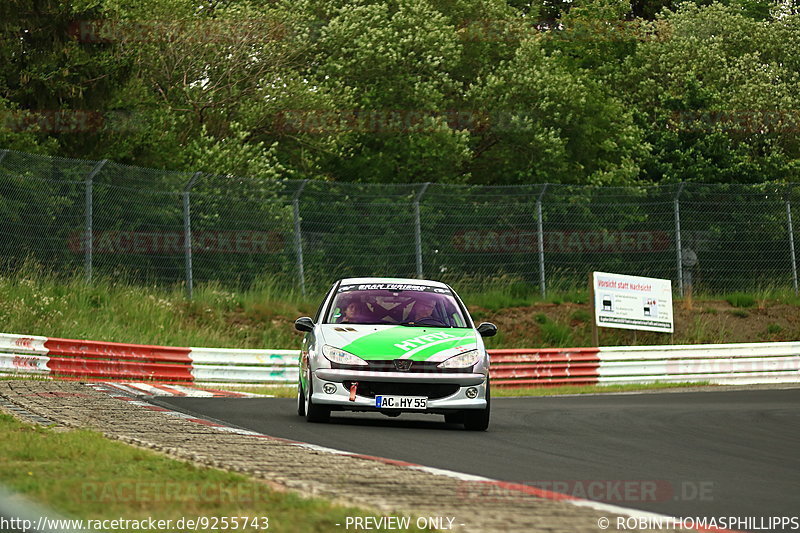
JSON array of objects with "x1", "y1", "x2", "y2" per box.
[
  {"x1": 437, "y1": 349, "x2": 481, "y2": 369},
  {"x1": 322, "y1": 345, "x2": 368, "y2": 366}
]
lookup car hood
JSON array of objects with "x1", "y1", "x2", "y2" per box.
[{"x1": 319, "y1": 324, "x2": 479, "y2": 363}]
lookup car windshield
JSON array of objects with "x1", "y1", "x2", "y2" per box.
[{"x1": 325, "y1": 283, "x2": 469, "y2": 328}]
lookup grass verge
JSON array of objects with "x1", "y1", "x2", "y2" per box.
[
  {"x1": 0, "y1": 267, "x2": 314, "y2": 348},
  {"x1": 0, "y1": 412, "x2": 428, "y2": 533}
]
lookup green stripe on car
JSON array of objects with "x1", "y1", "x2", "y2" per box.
[{"x1": 342, "y1": 326, "x2": 477, "y2": 361}]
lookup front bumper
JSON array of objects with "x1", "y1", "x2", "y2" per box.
[{"x1": 310, "y1": 369, "x2": 488, "y2": 412}]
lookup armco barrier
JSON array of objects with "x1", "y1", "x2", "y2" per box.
[
  {"x1": 0, "y1": 333, "x2": 297, "y2": 384},
  {"x1": 488, "y1": 348, "x2": 601, "y2": 387},
  {"x1": 597, "y1": 342, "x2": 800, "y2": 386},
  {"x1": 1, "y1": 332, "x2": 799, "y2": 387},
  {"x1": 188, "y1": 347, "x2": 298, "y2": 383}
]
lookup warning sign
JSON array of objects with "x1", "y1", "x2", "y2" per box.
[{"x1": 592, "y1": 272, "x2": 674, "y2": 333}]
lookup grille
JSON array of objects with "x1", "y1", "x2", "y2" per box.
[
  {"x1": 343, "y1": 381, "x2": 460, "y2": 400},
  {"x1": 332, "y1": 360, "x2": 468, "y2": 373}
]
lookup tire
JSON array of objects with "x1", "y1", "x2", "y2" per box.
[
  {"x1": 297, "y1": 381, "x2": 305, "y2": 416},
  {"x1": 463, "y1": 380, "x2": 490, "y2": 431},
  {"x1": 304, "y1": 371, "x2": 331, "y2": 423}
]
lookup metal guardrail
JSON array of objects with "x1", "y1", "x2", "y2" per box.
[
  {"x1": 0, "y1": 333, "x2": 296, "y2": 384},
  {"x1": 188, "y1": 348, "x2": 298, "y2": 383},
  {"x1": 488, "y1": 348, "x2": 601, "y2": 387},
  {"x1": 597, "y1": 343, "x2": 800, "y2": 385},
  {"x1": 2, "y1": 332, "x2": 799, "y2": 387}
]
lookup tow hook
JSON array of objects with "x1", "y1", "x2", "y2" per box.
[{"x1": 349, "y1": 382, "x2": 358, "y2": 402}]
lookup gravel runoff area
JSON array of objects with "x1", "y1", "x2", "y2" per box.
[{"x1": 0, "y1": 380, "x2": 683, "y2": 533}]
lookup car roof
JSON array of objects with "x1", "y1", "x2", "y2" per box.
[{"x1": 338, "y1": 277, "x2": 449, "y2": 289}]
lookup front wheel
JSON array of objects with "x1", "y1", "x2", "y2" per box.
[
  {"x1": 297, "y1": 381, "x2": 305, "y2": 416},
  {"x1": 463, "y1": 381, "x2": 490, "y2": 431},
  {"x1": 304, "y1": 371, "x2": 331, "y2": 423}
]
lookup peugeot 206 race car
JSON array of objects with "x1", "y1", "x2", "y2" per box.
[{"x1": 294, "y1": 277, "x2": 497, "y2": 430}]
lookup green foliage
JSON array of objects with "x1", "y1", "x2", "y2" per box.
[
  {"x1": 559, "y1": 290, "x2": 588, "y2": 304},
  {"x1": 776, "y1": 292, "x2": 800, "y2": 307},
  {"x1": 1, "y1": 0, "x2": 799, "y2": 187},
  {"x1": 570, "y1": 309, "x2": 591, "y2": 323},
  {"x1": 726, "y1": 292, "x2": 756, "y2": 307},
  {"x1": 467, "y1": 39, "x2": 646, "y2": 185},
  {"x1": 0, "y1": 267, "x2": 313, "y2": 349},
  {"x1": 0, "y1": 98, "x2": 59, "y2": 154},
  {"x1": 457, "y1": 278, "x2": 538, "y2": 310},
  {"x1": 539, "y1": 319, "x2": 573, "y2": 345},
  {"x1": 766, "y1": 322, "x2": 782, "y2": 334},
  {"x1": 621, "y1": 2, "x2": 800, "y2": 183},
  {"x1": 183, "y1": 123, "x2": 289, "y2": 180}
]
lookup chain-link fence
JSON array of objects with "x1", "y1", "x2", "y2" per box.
[{"x1": 2, "y1": 148, "x2": 798, "y2": 297}]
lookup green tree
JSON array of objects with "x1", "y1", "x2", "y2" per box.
[
  {"x1": 621, "y1": 2, "x2": 800, "y2": 183},
  {"x1": 466, "y1": 39, "x2": 646, "y2": 185},
  {"x1": 292, "y1": 0, "x2": 473, "y2": 183},
  {"x1": 0, "y1": 0, "x2": 133, "y2": 159}
]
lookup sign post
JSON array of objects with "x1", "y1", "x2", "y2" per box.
[{"x1": 589, "y1": 272, "x2": 599, "y2": 346}]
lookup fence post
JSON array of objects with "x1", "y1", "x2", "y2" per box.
[
  {"x1": 786, "y1": 186, "x2": 798, "y2": 296},
  {"x1": 84, "y1": 159, "x2": 107, "y2": 282},
  {"x1": 414, "y1": 182, "x2": 430, "y2": 279},
  {"x1": 293, "y1": 180, "x2": 309, "y2": 296},
  {"x1": 674, "y1": 182, "x2": 685, "y2": 297},
  {"x1": 0, "y1": 149, "x2": 8, "y2": 163},
  {"x1": 536, "y1": 184, "x2": 549, "y2": 298},
  {"x1": 183, "y1": 172, "x2": 202, "y2": 299}
]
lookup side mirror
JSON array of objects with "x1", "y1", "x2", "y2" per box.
[
  {"x1": 476, "y1": 322, "x2": 497, "y2": 338},
  {"x1": 294, "y1": 317, "x2": 315, "y2": 332}
]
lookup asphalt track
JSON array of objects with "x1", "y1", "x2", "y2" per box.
[{"x1": 153, "y1": 388, "x2": 800, "y2": 530}]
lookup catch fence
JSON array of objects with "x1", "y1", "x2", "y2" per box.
[{"x1": 1, "y1": 148, "x2": 799, "y2": 296}]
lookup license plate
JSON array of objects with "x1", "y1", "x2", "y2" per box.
[{"x1": 374, "y1": 395, "x2": 428, "y2": 410}]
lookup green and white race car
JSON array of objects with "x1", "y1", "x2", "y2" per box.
[{"x1": 294, "y1": 277, "x2": 497, "y2": 430}]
